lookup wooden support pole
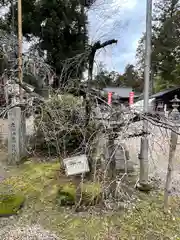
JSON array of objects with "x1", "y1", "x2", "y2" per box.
[
  {"x1": 164, "y1": 129, "x2": 178, "y2": 211},
  {"x1": 164, "y1": 95, "x2": 180, "y2": 211},
  {"x1": 18, "y1": 0, "x2": 23, "y2": 101}
]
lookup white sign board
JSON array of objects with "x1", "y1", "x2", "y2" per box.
[{"x1": 63, "y1": 154, "x2": 89, "y2": 176}]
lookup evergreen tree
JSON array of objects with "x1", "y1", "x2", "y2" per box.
[
  {"x1": 136, "y1": 0, "x2": 180, "y2": 92},
  {"x1": 115, "y1": 64, "x2": 143, "y2": 92},
  {"x1": 92, "y1": 64, "x2": 143, "y2": 92},
  {"x1": 2, "y1": 0, "x2": 90, "y2": 87},
  {"x1": 92, "y1": 64, "x2": 118, "y2": 89}
]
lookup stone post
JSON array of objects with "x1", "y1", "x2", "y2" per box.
[
  {"x1": 8, "y1": 107, "x2": 21, "y2": 164},
  {"x1": 157, "y1": 102, "x2": 164, "y2": 117},
  {"x1": 8, "y1": 105, "x2": 27, "y2": 164},
  {"x1": 20, "y1": 109, "x2": 26, "y2": 158},
  {"x1": 164, "y1": 95, "x2": 180, "y2": 211}
]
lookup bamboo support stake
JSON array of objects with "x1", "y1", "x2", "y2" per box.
[
  {"x1": 164, "y1": 130, "x2": 178, "y2": 211},
  {"x1": 164, "y1": 95, "x2": 180, "y2": 211}
]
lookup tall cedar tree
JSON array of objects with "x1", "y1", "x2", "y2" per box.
[
  {"x1": 136, "y1": 0, "x2": 180, "y2": 91},
  {"x1": 4, "y1": 0, "x2": 90, "y2": 87}
]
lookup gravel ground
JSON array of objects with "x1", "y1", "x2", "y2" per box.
[{"x1": 0, "y1": 224, "x2": 60, "y2": 240}]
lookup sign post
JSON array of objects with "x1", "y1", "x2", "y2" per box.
[
  {"x1": 63, "y1": 155, "x2": 89, "y2": 176},
  {"x1": 129, "y1": 91, "x2": 134, "y2": 105},
  {"x1": 108, "y1": 92, "x2": 112, "y2": 105}
]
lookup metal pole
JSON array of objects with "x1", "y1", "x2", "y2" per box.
[
  {"x1": 138, "y1": 0, "x2": 152, "y2": 188},
  {"x1": 18, "y1": 0, "x2": 23, "y2": 101},
  {"x1": 150, "y1": 67, "x2": 154, "y2": 95}
]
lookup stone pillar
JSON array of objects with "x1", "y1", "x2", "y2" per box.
[
  {"x1": 8, "y1": 107, "x2": 26, "y2": 164},
  {"x1": 8, "y1": 107, "x2": 21, "y2": 164},
  {"x1": 20, "y1": 110, "x2": 26, "y2": 158},
  {"x1": 157, "y1": 101, "x2": 164, "y2": 116}
]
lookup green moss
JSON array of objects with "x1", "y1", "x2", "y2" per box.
[
  {"x1": 2, "y1": 161, "x2": 60, "y2": 200},
  {"x1": 56, "y1": 182, "x2": 102, "y2": 206},
  {"x1": 81, "y1": 182, "x2": 102, "y2": 205},
  {"x1": 2, "y1": 161, "x2": 180, "y2": 239},
  {"x1": 116, "y1": 195, "x2": 180, "y2": 239},
  {"x1": 0, "y1": 194, "x2": 25, "y2": 217},
  {"x1": 57, "y1": 183, "x2": 76, "y2": 206}
]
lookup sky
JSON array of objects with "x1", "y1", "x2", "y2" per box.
[{"x1": 88, "y1": 0, "x2": 147, "y2": 74}]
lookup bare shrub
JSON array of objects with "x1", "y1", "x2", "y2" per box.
[{"x1": 32, "y1": 94, "x2": 97, "y2": 158}]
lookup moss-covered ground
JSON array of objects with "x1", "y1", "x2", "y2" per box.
[{"x1": 0, "y1": 159, "x2": 180, "y2": 239}]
